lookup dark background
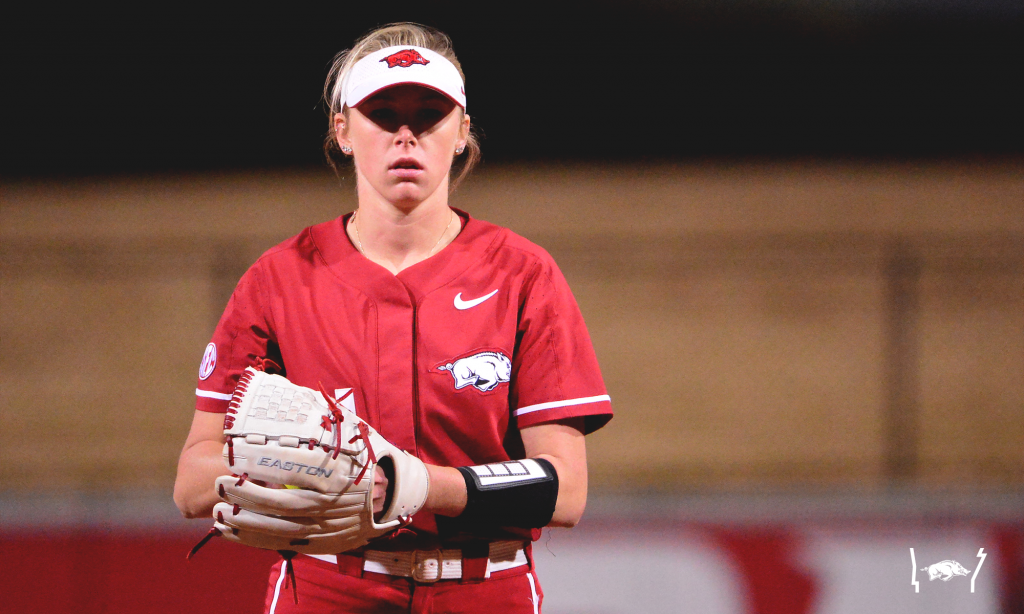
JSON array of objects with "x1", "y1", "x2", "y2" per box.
[{"x1": 5, "y1": 1, "x2": 1022, "y2": 177}]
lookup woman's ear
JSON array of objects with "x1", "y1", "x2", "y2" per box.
[
  {"x1": 334, "y1": 112, "x2": 352, "y2": 153},
  {"x1": 456, "y1": 113, "x2": 471, "y2": 152}
]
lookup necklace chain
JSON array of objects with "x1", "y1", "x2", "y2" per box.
[{"x1": 351, "y1": 208, "x2": 456, "y2": 260}]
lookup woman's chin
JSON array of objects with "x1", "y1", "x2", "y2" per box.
[{"x1": 383, "y1": 181, "x2": 441, "y2": 207}]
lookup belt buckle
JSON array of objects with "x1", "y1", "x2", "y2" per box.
[{"x1": 411, "y1": 548, "x2": 444, "y2": 583}]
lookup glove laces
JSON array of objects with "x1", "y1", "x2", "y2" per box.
[
  {"x1": 188, "y1": 358, "x2": 371, "y2": 607},
  {"x1": 317, "y1": 382, "x2": 376, "y2": 484}
]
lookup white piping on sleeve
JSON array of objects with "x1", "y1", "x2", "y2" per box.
[
  {"x1": 513, "y1": 394, "x2": 611, "y2": 417},
  {"x1": 196, "y1": 389, "x2": 233, "y2": 401}
]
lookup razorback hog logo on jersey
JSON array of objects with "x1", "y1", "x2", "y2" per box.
[
  {"x1": 380, "y1": 49, "x2": 430, "y2": 68},
  {"x1": 437, "y1": 351, "x2": 511, "y2": 392}
]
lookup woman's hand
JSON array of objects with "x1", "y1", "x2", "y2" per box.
[{"x1": 372, "y1": 465, "x2": 389, "y2": 515}]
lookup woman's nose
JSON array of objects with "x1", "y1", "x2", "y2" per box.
[{"x1": 394, "y1": 124, "x2": 417, "y2": 147}]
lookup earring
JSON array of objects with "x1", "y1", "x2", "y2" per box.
[
  {"x1": 341, "y1": 145, "x2": 352, "y2": 154},
  {"x1": 455, "y1": 145, "x2": 465, "y2": 154}
]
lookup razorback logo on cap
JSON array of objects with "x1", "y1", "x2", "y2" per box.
[{"x1": 380, "y1": 49, "x2": 430, "y2": 68}]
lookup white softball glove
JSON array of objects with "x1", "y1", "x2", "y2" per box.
[{"x1": 202, "y1": 366, "x2": 429, "y2": 555}]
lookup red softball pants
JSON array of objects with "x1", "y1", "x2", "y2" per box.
[{"x1": 264, "y1": 554, "x2": 543, "y2": 614}]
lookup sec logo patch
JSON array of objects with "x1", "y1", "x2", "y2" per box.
[{"x1": 199, "y1": 343, "x2": 217, "y2": 380}]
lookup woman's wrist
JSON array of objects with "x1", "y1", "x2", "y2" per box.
[{"x1": 423, "y1": 464, "x2": 468, "y2": 517}]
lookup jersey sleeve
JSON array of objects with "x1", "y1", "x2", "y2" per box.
[
  {"x1": 509, "y1": 254, "x2": 612, "y2": 434},
  {"x1": 194, "y1": 260, "x2": 279, "y2": 413}
]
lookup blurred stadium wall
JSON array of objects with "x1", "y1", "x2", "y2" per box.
[{"x1": 1, "y1": 161, "x2": 1021, "y2": 613}]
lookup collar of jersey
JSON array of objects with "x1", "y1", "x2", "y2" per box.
[{"x1": 310, "y1": 208, "x2": 504, "y2": 303}]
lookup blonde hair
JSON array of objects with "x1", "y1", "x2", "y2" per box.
[{"x1": 323, "y1": 23, "x2": 480, "y2": 191}]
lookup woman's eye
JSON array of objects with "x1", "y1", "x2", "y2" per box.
[
  {"x1": 369, "y1": 108, "x2": 397, "y2": 121},
  {"x1": 417, "y1": 108, "x2": 445, "y2": 123}
]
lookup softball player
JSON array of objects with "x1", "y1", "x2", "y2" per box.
[{"x1": 174, "y1": 23, "x2": 612, "y2": 613}]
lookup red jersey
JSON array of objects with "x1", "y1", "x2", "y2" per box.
[{"x1": 195, "y1": 209, "x2": 612, "y2": 544}]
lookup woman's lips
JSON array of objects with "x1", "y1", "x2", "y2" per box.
[
  {"x1": 389, "y1": 159, "x2": 424, "y2": 179},
  {"x1": 389, "y1": 167, "x2": 424, "y2": 179}
]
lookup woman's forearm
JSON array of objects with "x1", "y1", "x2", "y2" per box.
[
  {"x1": 173, "y1": 439, "x2": 229, "y2": 519},
  {"x1": 422, "y1": 436, "x2": 587, "y2": 528},
  {"x1": 532, "y1": 452, "x2": 588, "y2": 528},
  {"x1": 521, "y1": 419, "x2": 589, "y2": 528}
]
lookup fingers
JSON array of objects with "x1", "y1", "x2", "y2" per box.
[
  {"x1": 364, "y1": 434, "x2": 429, "y2": 524},
  {"x1": 216, "y1": 476, "x2": 368, "y2": 517},
  {"x1": 213, "y1": 502, "x2": 361, "y2": 537},
  {"x1": 373, "y1": 465, "x2": 389, "y2": 514},
  {"x1": 213, "y1": 517, "x2": 371, "y2": 555}
]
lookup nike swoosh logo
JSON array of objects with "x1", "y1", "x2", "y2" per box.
[{"x1": 454, "y1": 289, "x2": 499, "y2": 310}]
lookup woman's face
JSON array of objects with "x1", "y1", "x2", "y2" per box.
[{"x1": 336, "y1": 84, "x2": 469, "y2": 209}]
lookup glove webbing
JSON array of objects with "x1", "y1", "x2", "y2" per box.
[
  {"x1": 317, "y1": 381, "x2": 347, "y2": 460},
  {"x1": 318, "y1": 382, "x2": 376, "y2": 485}
]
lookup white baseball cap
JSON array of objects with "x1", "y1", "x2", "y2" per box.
[{"x1": 341, "y1": 45, "x2": 467, "y2": 111}]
